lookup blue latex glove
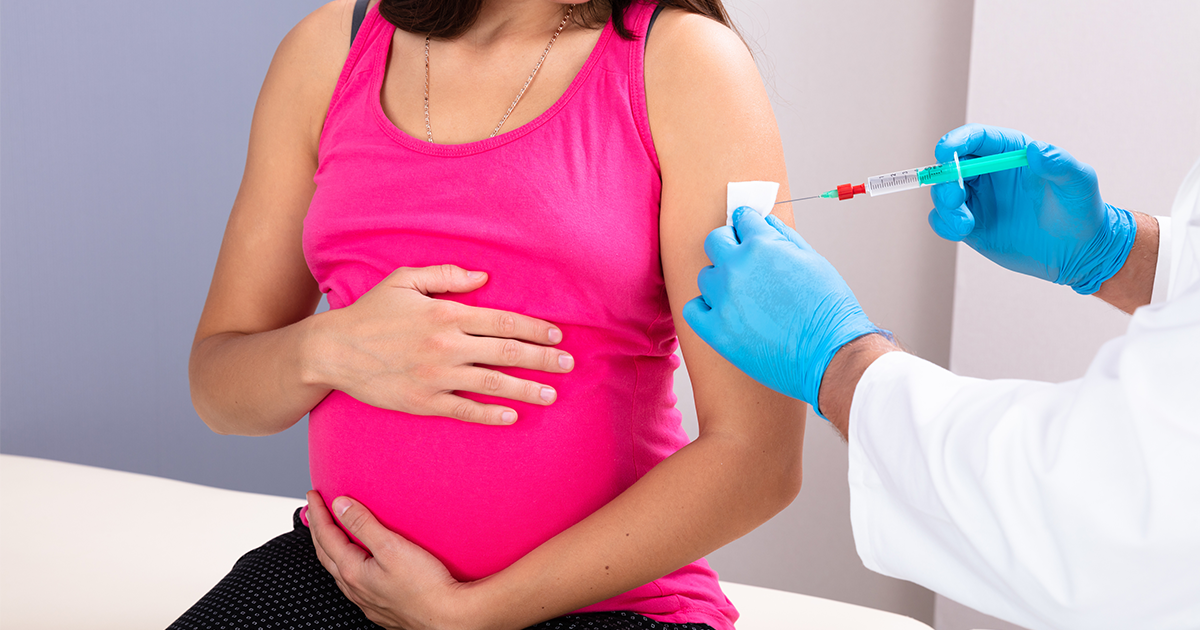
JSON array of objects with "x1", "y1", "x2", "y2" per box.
[
  {"x1": 929, "y1": 124, "x2": 1136, "y2": 294},
  {"x1": 683, "y1": 207, "x2": 884, "y2": 418}
]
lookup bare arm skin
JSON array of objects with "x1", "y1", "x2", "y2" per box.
[
  {"x1": 187, "y1": 1, "x2": 345, "y2": 435},
  {"x1": 307, "y1": 9, "x2": 806, "y2": 630},
  {"x1": 821, "y1": 210, "x2": 1161, "y2": 437},
  {"x1": 188, "y1": 0, "x2": 573, "y2": 435}
]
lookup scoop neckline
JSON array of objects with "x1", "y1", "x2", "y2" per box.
[{"x1": 370, "y1": 14, "x2": 615, "y2": 157}]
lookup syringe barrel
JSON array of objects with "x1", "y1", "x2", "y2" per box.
[
  {"x1": 918, "y1": 149, "x2": 1030, "y2": 186},
  {"x1": 865, "y1": 169, "x2": 922, "y2": 196}
]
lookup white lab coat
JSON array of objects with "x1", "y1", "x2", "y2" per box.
[{"x1": 847, "y1": 159, "x2": 1200, "y2": 630}]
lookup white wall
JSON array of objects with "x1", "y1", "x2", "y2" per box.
[
  {"x1": 674, "y1": 0, "x2": 976, "y2": 623},
  {"x1": 942, "y1": 2, "x2": 1200, "y2": 629}
]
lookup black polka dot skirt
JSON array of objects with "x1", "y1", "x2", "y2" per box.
[{"x1": 168, "y1": 509, "x2": 716, "y2": 630}]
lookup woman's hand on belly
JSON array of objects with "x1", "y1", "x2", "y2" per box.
[
  {"x1": 306, "y1": 265, "x2": 574, "y2": 425},
  {"x1": 308, "y1": 491, "x2": 478, "y2": 630}
]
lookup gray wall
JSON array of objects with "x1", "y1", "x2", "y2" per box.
[
  {"x1": 940, "y1": 2, "x2": 1200, "y2": 629},
  {"x1": 1, "y1": 0, "x2": 971, "y2": 624},
  {"x1": 1, "y1": 0, "x2": 325, "y2": 492}
]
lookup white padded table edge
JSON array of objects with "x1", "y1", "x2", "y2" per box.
[
  {"x1": 0, "y1": 455, "x2": 933, "y2": 630},
  {"x1": 719, "y1": 582, "x2": 932, "y2": 629},
  {"x1": 727, "y1": 181, "x2": 780, "y2": 226},
  {"x1": 1, "y1": 454, "x2": 304, "y2": 630}
]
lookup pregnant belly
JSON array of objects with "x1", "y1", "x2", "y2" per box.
[{"x1": 308, "y1": 363, "x2": 638, "y2": 580}]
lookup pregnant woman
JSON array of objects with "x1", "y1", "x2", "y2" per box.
[{"x1": 181, "y1": 0, "x2": 804, "y2": 628}]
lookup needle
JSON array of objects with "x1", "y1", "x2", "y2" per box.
[{"x1": 775, "y1": 195, "x2": 822, "y2": 204}]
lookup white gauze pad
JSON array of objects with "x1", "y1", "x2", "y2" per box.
[{"x1": 726, "y1": 181, "x2": 780, "y2": 226}]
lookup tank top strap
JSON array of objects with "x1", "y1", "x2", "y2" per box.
[
  {"x1": 617, "y1": 0, "x2": 662, "y2": 173},
  {"x1": 325, "y1": 4, "x2": 389, "y2": 124},
  {"x1": 623, "y1": 1, "x2": 660, "y2": 41}
]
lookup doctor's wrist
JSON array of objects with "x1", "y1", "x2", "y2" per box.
[
  {"x1": 818, "y1": 333, "x2": 900, "y2": 439},
  {"x1": 1093, "y1": 211, "x2": 1158, "y2": 314}
]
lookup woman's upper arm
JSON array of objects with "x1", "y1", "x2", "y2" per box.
[
  {"x1": 193, "y1": 0, "x2": 364, "y2": 346},
  {"x1": 646, "y1": 11, "x2": 806, "y2": 439}
]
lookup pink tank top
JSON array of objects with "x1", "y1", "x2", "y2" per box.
[{"x1": 303, "y1": 4, "x2": 736, "y2": 627}]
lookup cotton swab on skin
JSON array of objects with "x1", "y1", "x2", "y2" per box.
[{"x1": 726, "y1": 181, "x2": 781, "y2": 226}]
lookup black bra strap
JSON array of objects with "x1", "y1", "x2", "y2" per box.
[
  {"x1": 645, "y1": 4, "x2": 667, "y2": 49},
  {"x1": 350, "y1": 0, "x2": 370, "y2": 47}
]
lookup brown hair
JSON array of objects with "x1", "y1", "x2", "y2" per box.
[{"x1": 378, "y1": 1, "x2": 736, "y2": 41}]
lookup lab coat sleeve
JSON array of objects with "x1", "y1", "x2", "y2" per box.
[
  {"x1": 847, "y1": 284, "x2": 1200, "y2": 630},
  {"x1": 1151, "y1": 216, "x2": 1172, "y2": 304}
]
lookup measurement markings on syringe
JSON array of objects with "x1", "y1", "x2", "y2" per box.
[{"x1": 866, "y1": 169, "x2": 922, "y2": 195}]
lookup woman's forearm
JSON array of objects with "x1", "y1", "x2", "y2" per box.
[
  {"x1": 465, "y1": 423, "x2": 804, "y2": 630},
  {"x1": 189, "y1": 311, "x2": 334, "y2": 436},
  {"x1": 191, "y1": 263, "x2": 579, "y2": 435}
]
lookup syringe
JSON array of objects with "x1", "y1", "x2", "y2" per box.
[{"x1": 777, "y1": 148, "x2": 1029, "y2": 204}]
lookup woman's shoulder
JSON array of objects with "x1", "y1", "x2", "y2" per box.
[
  {"x1": 643, "y1": 7, "x2": 754, "y2": 83},
  {"x1": 296, "y1": 0, "x2": 383, "y2": 45},
  {"x1": 275, "y1": 0, "x2": 373, "y2": 79},
  {"x1": 256, "y1": 0, "x2": 380, "y2": 149},
  {"x1": 642, "y1": 7, "x2": 762, "y2": 118},
  {"x1": 643, "y1": 7, "x2": 767, "y2": 151}
]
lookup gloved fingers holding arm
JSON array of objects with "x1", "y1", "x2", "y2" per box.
[
  {"x1": 929, "y1": 123, "x2": 1137, "y2": 294},
  {"x1": 702, "y1": 224, "x2": 740, "y2": 265},
  {"x1": 763, "y1": 213, "x2": 813, "y2": 250},
  {"x1": 685, "y1": 226, "x2": 745, "y2": 342},
  {"x1": 684, "y1": 206, "x2": 887, "y2": 419}
]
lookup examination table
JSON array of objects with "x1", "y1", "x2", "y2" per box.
[{"x1": 0, "y1": 454, "x2": 933, "y2": 629}]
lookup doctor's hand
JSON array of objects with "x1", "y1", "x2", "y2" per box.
[
  {"x1": 929, "y1": 123, "x2": 1137, "y2": 295},
  {"x1": 684, "y1": 208, "x2": 885, "y2": 418},
  {"x1": 307, "y1": 491, "x2": 479, "y2": 630},
  {"x1": 311, "y1": 265, "x2": 573, "y2": 425}
]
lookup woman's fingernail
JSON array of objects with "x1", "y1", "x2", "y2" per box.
[
  {"x1": 558, "y1": 354, "x2": 574, "y2": 370},
  {"x1": 501, "y1": 411, "x2": 517, "y2": 424},
  {"x1": 540, "y1": 387, "x2": 556, "y2": 403},
  {"x1": 548, "y1": 328, "x2": 562, "y2": 344},
  {"x1": 467, "y1": 270, "x2": 484, "y2": 279},
  {"x1": 332, "y1": 497, "x2": 351, "y2": 517}
]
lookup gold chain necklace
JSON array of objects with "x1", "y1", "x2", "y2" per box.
[{"x1": 424, "y1": 4, "x2": 574, "y2": 143}]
